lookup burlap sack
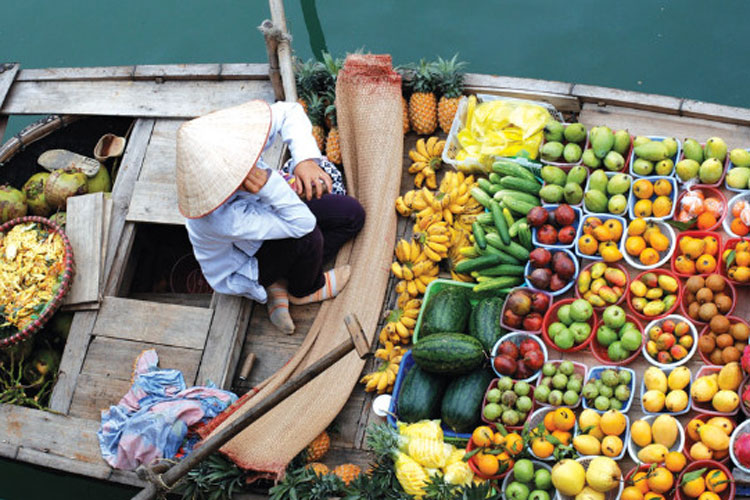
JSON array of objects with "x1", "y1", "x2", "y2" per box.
[{"x1": 199, "y1": 54, "x2": 403, "y2": 481}]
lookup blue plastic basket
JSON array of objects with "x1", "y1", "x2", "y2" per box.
[
  {"x1": 582, "y1": 170, "x2": 632, "y2": 216},
  {"x1": 726, "y1": 148, "x2": 750, "y2": 193},
  {"x1": 387, "y1": 350, "x2": 472, "y2": 440},
  {"x1": 532, "y1": 204, "x2": 582, "y2": 250},
  {"x1": 639, "y1": 366, "x2": 692, "y2": 416},
  {"x1": 627, "y1": 175, "x2": 678, "y2": 221},
  {"x1": 628, "y1": 136, "x2": 681, "y2": 178},
  {"x1": 524, "y1": 247, "x2": 578, "y2": 297},
  {"x1": 582, "y1": 366, "x2": 636, "y2": 414},
  {"x1": 573, "y1": 213, "x2": 627, "y2": 261},
  {"x1": 574, "y1": 413, "x2": 630, "y2": 461}
]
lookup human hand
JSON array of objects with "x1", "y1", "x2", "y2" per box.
[
  {"x1": 293, "y1": 160, "x2": 332, "y2": 200},
  {"x1": 242, "y1": 166, "x2": 269, "y2": 193}
]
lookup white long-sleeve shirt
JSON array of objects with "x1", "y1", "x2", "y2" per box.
[{"x1": 185, "y1": 102, "x2": 323, "y2": 303}]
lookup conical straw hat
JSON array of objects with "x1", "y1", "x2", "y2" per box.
[{"x1": 176, "y1": 100, "x2": 271, "y2": 218}]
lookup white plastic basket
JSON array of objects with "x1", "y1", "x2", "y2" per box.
[
  {"x1": 729, "y1": 418, "x2": 750, "y2": 474},
  {"x1": 725, "y1": 148, "x2": 750, "y2": 193},
  {"x1": 442, "y1": 94, "x2": 563, "y2": 174},
  {"x1": 627, "y1": 414, "x2": 685, "y2": 464},
  {"x1": 641, "y1": 314, "x2": 698, "y2": 368},
  {"x1": 723, "y1": 191, "x2": 750, "y2": 238},
  {"x1": 501, "y1": 460, "x2": 559, "y2": 500},
  {"x1": 555, "y1": 457, "x2": 624, "y2": 500},
  {"x1": 620, "y1": 219, "x2": 676, "y2": 270},
  {"x1": 491, "y1": 333, "x2": 547, "y2": 383},
  {"x1": 526, "y1": 407, "x2": 578, "y2": 461}
]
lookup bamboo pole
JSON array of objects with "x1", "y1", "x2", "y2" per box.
[
  {"x1": 259, "y1": 20, "x2": 284, "y2": 101},
  {"x1": 269, "y1": 0, "x2": 297, "y2": 103}
]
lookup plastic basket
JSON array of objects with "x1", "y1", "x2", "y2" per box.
[
  {"x1": 628, "y1": 136, "x2": 681, "y2": 178},
  {"x1": 725, "y1": 148, "x2": 750, "y2": 193},
  {"x1": 627, "y1": 175, "x2": 678, "y2": 221},
  {"x1": 556, "y1": 457, "x2": 623, "y2": 500},
  {"x1": 675, "y1": 141, "x2": 730, "y2": 188},
  {"x1": 573, "y1": 413, "x2": 630, "y2": 461},
  {"x1": 501, "y1": 460, "x2": 559, "y2": 500},
  {"x1": 675, "y1": 459, "x2": 735, "y2": 500},
  {"x1": 526, "y1": 407, "x2": 578, "y2": 461},
  {"x1": 582, "y1": 366, "x2": 636, "y2": 413},
  {"x1": 539, "y1": 126, "x2": 589, "y2": 167},
  {"x1": 620, "y1": 219, "x2": 676, "y2": 271},
  {"x1": 532, "y1": 204, "x2": 582, "y2": 249},
  {"x1": 586, "y1": 129, "x2": 633, "y2": 173},
  {"x1": 387, "y1": 350, "x2": 472, "y2": 440},
  {"x1": 640, "y1": 366, "x2": 692, "y2": 416},
  {"x1": 673, "y1": 187, "x2": 727, "y2": 232},
  {"x1": 691, "y1": 365, "x2": 740, "y2": 416},
  {"x1": 729, "y1": 418, "x2": 750, "y2": 474},
  {"x1": 541, "y1": 298, "x2": 598, "y2": 353},
  {"x1": 723, "y1": 192, "x2": 750, "y2": 238},
  {"x1": 590, "y1": 314, "x2": 644, "y2": 366},
  {"x1": 626, "y1": 269, "x2": 682, "y2": 320},
  {"x1": 442, "y1": 94, "x2": 562, "y2": 174},
  {"x1": 684, "y1": 413, "x2": 736, "y2": 464},
  {"x1": 534, "y1": 360, "x2": 587, "y2": 409},
  {"x1": 0, "y1": 216, "x2": 75, "y2": 349},
  {"x1": 670, "y1": 230, "x2": 723, "y2": 278},
  {"x1": 720, "y1": 238, "x2": 750, "y2": 287},
  {"x1": 491, "y1": 333, "x2": 547, "y2": 383},
  {"x1": 627, "y1": 414, "x2": 685, "y2": 464},
  {"x1": 480, "y1": 378, "x2": 536, "y2": 430},
  {"x1": 498, "y1": 287, "x2": 552, "y2": 335},
  {"x1": 574, "y1": 262, "x2": 630, "y2": 311},
  {"x1": 574, "y1": 213, "x2": 627, "y2": 261},
  {"x1": 523, "y1": 248, "x2": 578, "y2": 297},
  {"x1": 465, "y1": 437, "x2": 512, "y2": 481},
  {"x1": 582, "y1": 170, "x2": 632, "y2": 216},
  {"x1": 642, "y1": 315, "x2": 698, "y2": 368},
  {"x1": 680, "y1": 273, "x2": 736, "y2": 326}
]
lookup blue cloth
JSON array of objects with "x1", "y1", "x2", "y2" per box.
[{"x1": 98, "y1": 349, "x2": 237, "y2": 470}]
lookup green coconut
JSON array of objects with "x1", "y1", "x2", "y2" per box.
[
  {"x1": 50, "y1": 311, "x2": 73, "y2": 341},
  {"x1": 49, "y1": 211, "x2": 66, "y2": 229},
  {"x1": 87, "y1": 166, "x2": 111, "y2": 193},
  {"x1": 0, "y1": 185, "x2": 28, "y2": 223},
  {"x1": 44, "y1": 168, "x2": 88, "y2": 210},
  {"x1": 22, "y1": 172, "x2": 52, "y2": 216}
]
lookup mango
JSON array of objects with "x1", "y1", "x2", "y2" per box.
[
  {"x1": 662, "y1": 137, "x2": 679, "y2": 157},
  {"x1": 540, "y1": 184, "x2": 564, "y2": 203},
  {"x1": 645, "y1": 288, "x2": 664, "y2": 300},
  {"x1": 573, "y1": 434, "x2": 602, "y2": 456},
  {"x1": 582, "y1": 149, "x2": 601, "y2": 168},
  {"x1": 683, "y1": 138, "x2": 704, "y2": 163},
  {"x1": 564, "y1": 182, "x2": 583, "y2": 204},
  {"x1": 642, "y1": 390, "x2": 666, "y2": 412},
  {"x1": 564, "y1": 123, "x2": 587, "y2": 143},
  {"x1": 544, "y1": 120, "x2": 564, "y2": 142},
  {"x1": 637, "y1": 443, "x2": 668, "y2": 464},
  {"x1": 676, "y1": 158, "x2": 700, "y2": 182},
  {"x1": 652, "y1": 415, "x2": 679, "y2": 448},
  {"x1": 634, "y1": 141, "x2": 668, "y2": 162},
  {"x1": 631, "y1": 297, "x2": 647, "y2": 312},
  {"x1": 568, "y1": 165, "x2": 588, "y2": 185},
  {"x1": 590, "y1": 262, "x2": 607, "y2": 279},
  {"x1": 541, "y1": 165, "x2": 567, "y2": 186},
  {"x1": 589, "y1": 169, "x2": 609, "y2": 193},
  {"x1": 705, "y1": 137, "x2": 728, "y2": 162},
  {"x1": 730, "y1": 148, "x2": 750, "y2": 168},
  {"x1": 564, "y1": 143, "x2": 583, "y2": 163},
  {"x1": 663, "y1": 294, "x2": 677, "y2": 310},
  {"x1": 643, "y1": 300, "x2": 665, "y2": 317},
  {"x1": 700, "y1": 158, "x2": 724, "y2": 184},
  {"x1": 598, "y1": 286, "x2": 618, "y2": 304},
  {"x1": 630, "y1": 419, "x2": 652, "y2": 447},
  {"x1": 604, "y1": 268, "x2": 627, "y2": 287},
  {"x1": 644, "y1": 366, "x2": 668, "y2": 393},
  {"x1": 657, "y1": 274, "x2": 678, "y2": 293},
  {"x1": 613, "y1": 130, "x2": 630, "y2": 155},
  {"x1": 698, "y1": 423, "x2": 730, "y2": 451},
  {"x1": 706, "y1": 417, "x2": 734, "y2": 436},
  {"x1": 591, "y1": 126, "x2": 615, "y2": 159},
  {"x1": 726, "y1": 167, "x2": 750, "y2": 189},
  {"x1": 691, "y1": 374, "x2": 719, "y2": 403},
  {"x1": 633, "y1": 136, "x2": 651, "y2": 147},
  {"x1": 632, "y1": 158, "x2": 654, "y2": 176},
  {"x1": 667, "y1": 366, "x2": 690, "y2": 391},
  {"x1": 718, "y1": 362, "x2": 742, "y2": 391},
  {"x1": 630, "y1": 280, "x2": 647, "y2": 297},
  {"x1": 578, "y1": 270, "x2": 592, "y2": 293},
  {"x1": 603, "y1": 151, "x2": 624, "y2": 171},
  {"x1": 591, "y1": 278, "x2": 607, "y2": 295},
  {"x1": 584, "y1": 190, "x2": 608, "y2": 213},
  {"x1": 585, "y1": 293, "x2": 606, "y2": 308},
  {"x1": 641, "y1": 273, "x2": 658, "y2": 288},
  {"x1": 690, "y1": 441, "x2": 713, "y2": 460},
  {"x1": 541, "y1": 141, "x2": 564, "y2": 162},
  {"x1": 606, "y1": 173, "x2": 631, "y2": 195},
  {"x1": 712, "y1": 390, "x2": 739, "y2": 413},
  {"x1": 665, "y1": 390, "x2": 688, "y2": 413}
]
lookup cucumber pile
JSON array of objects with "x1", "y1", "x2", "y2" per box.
[{"x1": 460, "y1": 160, "x2": 543, "y2": 292}]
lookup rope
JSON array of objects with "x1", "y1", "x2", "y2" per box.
[{"x1": 257, "y1": 20, "x2": 293, "y2": 44}]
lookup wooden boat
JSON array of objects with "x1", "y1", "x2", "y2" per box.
[{"x1": 2, "y1": 1, "x2": 750, "y2": 497}]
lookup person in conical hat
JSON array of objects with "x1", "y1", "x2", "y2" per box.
[{"x1": 177, "y1": 100, "x2": 364, "y2": 334}]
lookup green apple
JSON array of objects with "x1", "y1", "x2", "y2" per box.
[
  {"x1": 569, "y1": 299, "x2": 593, "y2": 321},
  {"x1": 602, "y1": 305, "x2": 626, "y2": 329}
]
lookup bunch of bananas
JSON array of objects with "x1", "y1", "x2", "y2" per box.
[
  {"x1": 413, "y1": 220, "x2": 450, "y2": 262},
  {"x1": 379, "y1": 297, "x2": 421, "y2": 345},
  {"x1": 408, "y1": 136, "x2": 446, "y2": 189},
  {"x1": 360, "y1": 342, "x2": 405, "y2": 394},
  {"x1": 391, "y1": 239, "x2": 439, "y2": 297},
  {"x1": 447, "y1": 227, "x2": 473, "y2": 282}
]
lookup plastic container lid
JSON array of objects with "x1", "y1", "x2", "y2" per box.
[
  {"x1": 574, "y1": 213, "x2": 627, "y2": 261},
  {"x1": 673, "y1": 186, "x2": 727, "y2": 232},
  {"x1": 626, "y1": 269, "x2": 683, "y2": 321},
  {"x1": 523, "y1": 248, "x2": 579, "y2": 297},
  {"x1": 670, "y1": 230, "x2": 724, "y2": 278},
  {"x1": 627, "y1": 413, "x2": 685, "y2": 464},
  {"x1": 589, "y1": 314, "x2": 644, "y2": 366},
  {"x1": 531, "y1": 204, "x2": 582, "y2": 250},
  {"x1": 582, "y1": 365, "x2": 637, "y2": 414},
  {"x1": 491, "y1": 333, "x2": 547, "y2": 383},
  {"x1": 628, "y1": 136, "x2": 681, "y2": 179},
  {"x1": 680, "y1": 273, "x2": 736, "y2": 326},
  {"x1": 640, "y1": 366, "x2": 692, "y2": 416},
  {"x1": 627, "y1": 175, "x2": 678, "y2": 221},
  {"x1": 541, "y1": 298, "x2": 598, "y2": 353},
  {"x1": 620, "y1": 219, "x2": 676, "y2": 271},
  {"x1": 641, "y1": 315, "x2": 698, "y2": 368}
]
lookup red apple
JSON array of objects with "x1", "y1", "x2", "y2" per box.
[
  {"x1": 497, "y1": 340, "x2": 520, "y2": 360},
  {"x1": 493, "y1": 355, "x2": 517, "y2": 375}
]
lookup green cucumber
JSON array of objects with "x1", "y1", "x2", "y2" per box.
[
  {"x1": 420, "y1": 288, "x2": 472, "y2": 337},
  {"x1": 485, "y1": 233, "x2": 531, "y2": 261},
  {"x1": 476, "y1": 264, "x2": 525, "y2": 277},
  {"x1": 499, "y1": 176, "x2": 542, "y2": 195},
  {"x1": 470, "y1": 187, "x2": 492, "y2": 208},
  {"x1": 490, "y1": 200, "x2": 510, "y2": 245},
  {"x1": 502, "y1": 207, "x2": 515, "y2": 229},
  {"x1": 472, "y1": 276, "x2": 524, "y2": 293},
  {"x1": 472, "y1": 221, "x2": 487, "y2": 250},
  {"x1": 480, "y1": 245, "x2": 522, "y2": 264},
  {"x1": 476, "y1": 212, "x2": 493, "y2": 225},
  {"x1": 397, "y1": 364, "x2": 447, "y2": 423},
  {"x1": 494, "y1": 190, "x2": 541, "y2": 206},
  {"x1": 508, "y1": 217, "x2": 527, "y2": 238},
  {"x1": 491, "y1": 160, "x2": 537, "y2": 181},
  {"x1": 412, "y1": 333, "x2": 485, "y2": 375},
  {"x1": 454, "y1": 254, "x2": 503, "y2": 274},
  {"x1": 489, "y1": 173, "x2": 502, "y2": 185},
  {"x1": 469, "y1": 297, "x2": 505, "y2": 352},
  {"x1": 441, "y1": 368, "x2": 495, "y2": 433},
  {"x1": 518, "y1": 223, "x2": 532, "y2": 250},
  {"x1": 502, "y1": 197, "x2": 537, "y2": 216}
]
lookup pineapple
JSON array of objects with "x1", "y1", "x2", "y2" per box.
[
  {"x1": 435, "y1": 55, "x2": 467, "y2": 134},
  {"x1": 294, "y1": 57, "x2": 324, "y2": 102},
  {"x1": 324, "y1": 98, "x2": 341, "y2": 165},
  {"x1": 402, "y1": 96, "x2": 410, "y2": 134},
  {"x1": 306, "y1": 94, "x2": 327, "y2": 153},
  {"x1": 408, "y1": 60, "x2": 439, "y2": 135},
  {"x1": 306, "y1": 430, "x2": 331, "y2": 462},
  {"x1": 332, "y1": 463, "x2": 362, "y2": 486},
  {"x1": 305, "y1": 462, "x2": 330, "y2": 476}
]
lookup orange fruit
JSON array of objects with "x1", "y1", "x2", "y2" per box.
[
  {"x1": 594, "y1": 225, "x2": 613, "y2": 242},
  {"x1": 640, "y1": 247, "x2": 660, "y2": 266},
  {"x1": 698, "y1": 493, "x2": 721, "y2": 500},
  {"x1": 531, "y1": 437, "x2": 554, "y2": 458},
  {"x1": 647, "y1": 466, "x2": 674, "y2": 493},
  {"x1": 504, "y1": 433, "x2": 523, "y2": 455},
  {"x1": 704, "y1": 197, "x2": 722, "y2": 217},
  {"x1": 733, "y1": 200, "x2": 748, "y2": 217},
  {"x1": 629, "y1": 218, "x2": 647, "y2": 236},
  {"x1": 731, "y1": 218, "x2": 750, "y2": 236},
  {"x1": 626, "y1": 236, "x2": 647, "y2": 256},
  {"x1": 605, "y1": 219, "x2": 624, "y2": 240},
  {"x1": 650, "y1": 232, "x2": 670, "y2": 252},
  {"x1": 544, "y1": 410, "x2": 557, "y2": 432},
  {"x1": 551, "y1": 430, "x2": 572, "y2": 445},
  {"x1": 644, "y1": 494, "x2": 665, "y2": 500},
  {"x1": 738, "y1": 241, "x2": 750, "y2": 252},
  {"x1": 696, "y1": 254, "x2": 717, "y2": 273},
  {"x1": 697, "y1": 212, "x2": 718, "y2": 230},
  {"x1": 665, "y1": 451, "x2": 687, "y2": 472},
  {"x1": 654, "y1": 178, "x2": 673, "y2": 196},
  {"x1": 474, "y1": 451, "x2": 499, "y2": 476},
  {"x1": 632, "y1": 471, "x2": 650, "y2": 494},
  {"x1": 705, "y1": 469, "x2": 728, "y2": 493},
  {"x1": 579, "y1": 234, "x2": 598, "y2": 255},
  {"x1": 497, "y1": 451, "x2": 514, "y2": 473},
  {"x1": 583, "y1": 217, "x2": 603, "y2": 235},
  {"x1": 682, "y1": 475, "x2": 706, "y2": 497},
  {"x1": 653, "y1": 196, "x2": 673, "y2": 217},
  {"x1": 736, "y1": 251, "x2": 750, "y2": 267},
  {"x1": 553, "y1": 408, "x2": 575, "y2": 431},
  {"x1": 703, "y1": 236, "x2": 719, "y2": 256},
  {"x1": 492, "y1": 432, "x2": 505, "y2": 446},
  {"x1": 471, "y1": 426, "x2": 494, "y2": 448},
  {"x1": 634, "y1": 199, "x2": 653, "y2": 217},
  {"x1": 675, "y1": 255, "x2": 696, "y2": 274},
  {"x1": 634, "y1": 179, "x2": 654, "y2": 199},
  {"x1": 621, "y1": 486, "x2": 644, "y2": 500}
]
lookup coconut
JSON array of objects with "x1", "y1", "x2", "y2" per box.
[
  {"x1": 44, "y1": 168, "x2": 88, "y2": 210},
  {"x1": 0, "y1": 185, "x2": 28, "y2": 223},
  {"x1": 22, "y1": 172, "x2": 52, "y2": 216},
  {"x1": 49, "y1": 211, "x2": 67, "y2": 230},
  {"x1": 87, "y1": 166, "x2": 111, "y2": 193}
]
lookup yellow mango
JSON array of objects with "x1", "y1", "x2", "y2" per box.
[
  {"x1": 637, "y1": 443, "x2": 669, "y2": 463},
  {"x1": 706, "y1": 417, "x2": 734, "y2": 436},
  {"x1": 652, "y1": 415, "x2": 678, "y2": 449},
  {"x1": 667, "y1": 366, "x2": 691, "y2": 391},
  {"x1": 718, "y1": 362, "x2": 742, "y2": 391},
  {"x1": 691, "y1": 374, "x2": 719, "y2": 403},
  {"x1": 642, "y1": 390, "x2": 666, "y2": 412},
  {"x1": 698, "y1": 423, "x2": 730, "y2": 451},
  {"x1": 712, "y1": 390, "x2": 740, "y2": 413},
  {"x1": 573, "y1": 434, "x2": 603, "y2": 456},
  {"x1": 631, "y1": 419, "x2": 653, "y2": 447},
  {"x1": 665, "y1": 390, "x2": 688, "y2": 413},
  {"x1": 644, "y1": 366, "x2": 668, "y2": 393}
]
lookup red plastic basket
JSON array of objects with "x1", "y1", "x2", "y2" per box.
[
  {"x1": 541, "y1": 298, "x2": 598, "y2": 353},
  {"x1": 683, "y1": 413, "x2": 736, "y2": 465},
  {"x1": 673, "y1": 187, "x2": 728, "y2": 231},
  {"x1": 677, "y1": 142, "x2": 731, "y2": 188},
  {"x1": 675, "y1": 459, "x2": 735, "y2": 500},
  {"x1": 720, "y1": 238, "x2": 750, "y2": 287},
  {"x1": 697, "y1": 315, "x2": 750, "y2": 366},
  {"x1": 0, "y1": 216, "x2": 75, "y2": 349},
  {"x1": 574, "y1": 261, "x2": 630, "y2": 311},
  {"x1": 626, "y1": 269, "x2": 683, "y2": 322},
  {"x1": 480, "y1": 378, "x2": 536, "y2": 430},
  {"x1": 670, "y1": 230, "x2": 724, "y2": 278},
  {"x1": 590, "y1": 314, "x2": 644, "y2": 366},
  {"x1": 465, "y1": 438, "x2": 512, "y2": 481},
  {"x1": 680, "y1": 273, "x2": 736, "y2": 326},
  {"x1": 691, "y1": 365, "x2": 740, "y2": 416}
]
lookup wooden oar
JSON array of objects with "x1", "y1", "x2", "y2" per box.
[{"x1": 131, "y1": 313, "x2": 370, "y2": 500}]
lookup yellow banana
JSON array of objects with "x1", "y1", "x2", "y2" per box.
[
  {"x1": 425, "y1": 136, "x2": 438, "y2": 155},
  {"x1": 414, "y1": 172, "x2": 425, "y2": 188},
  {"x1": 400, "y1": 316, "x2": 416, "y2": 328},
  {"x1": 416, "y1": 138, "x2": 429, "y2": 159},
  {"x1": 406, "y1": 280, "x2": 418, "y2": 297},
  {"x1": 395, "y1": 280, "x2": 407, "y2": 295},
  {"x1": 402, "y1": 265, "x2": 414, "y2": 281},
  {"x1": 423, "y1": 246, "x2": 441, "y2": 262},
  {"x1": 408, "y1": 148, "x2": 429, "y2": 163},
  {"x1": 427, "y1": 241, "x2": 448, "y2": 254},
  {"x1": 425, "y1": 172, "x2": 437, "y2": 189},
  {"x1": 395, "y1": 321, "x2": 409, "y2": 338},
  {"x1": 415, "y1": 279, "x2": 427, "y2": 294},
  {"x1": 408, "y1": 161, "x2": 427, "y2": 174},
  {"x1": 391, "y1": 261, "x2": 404, "y2": 279}
]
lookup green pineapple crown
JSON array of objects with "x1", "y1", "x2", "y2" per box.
[
  {"x1": 365, "y1": 422, "x2": 400, "y2": 460},
  {"x1": 434, "y1": 54, "x2": 467, "y2": 99},
  {"x1": 294, "y1": 57, "x2": 327, "y2": 97},
  {"x1": 306, "y1": 93, "x2": 327, "y2": 127},
  {"x1": 323, "y1": 89, "x2": 337, "y2": 128},
  {"x1": 409, "y1": 59, "x2": 439, "y2": 95}
]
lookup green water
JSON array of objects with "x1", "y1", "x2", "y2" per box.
[{"x1": 2, "y1": 0, "x2": 750, "y2": 497}]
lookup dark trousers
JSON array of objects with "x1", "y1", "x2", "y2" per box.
[{"x1": 256, "y1": 194, "x2": 365, "y2": 297}]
